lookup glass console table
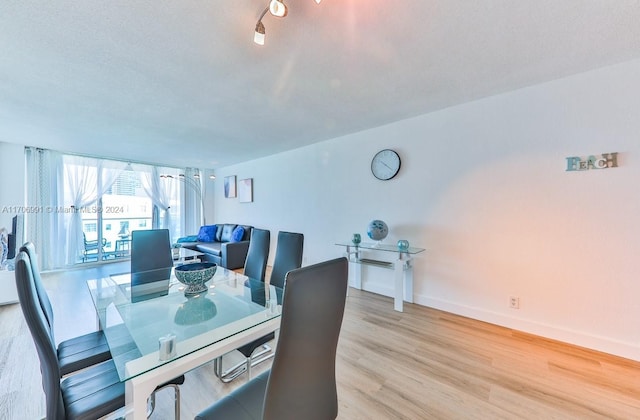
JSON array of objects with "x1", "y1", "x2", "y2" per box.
[{"x1": 335, "y1": 242, "x2": 425, "y2": 312}]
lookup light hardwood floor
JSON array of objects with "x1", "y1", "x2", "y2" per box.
[{"x1": 1, "y1": 262, "x2": 638, "y2": 419}]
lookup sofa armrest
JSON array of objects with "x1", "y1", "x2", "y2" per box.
[{"x1": 221, "y1": 241, "x2": 250, "y2": 270}]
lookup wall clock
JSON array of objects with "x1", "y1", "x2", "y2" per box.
[{"x1": 371, "y1": 149, "x2": 401, "y2": 180}]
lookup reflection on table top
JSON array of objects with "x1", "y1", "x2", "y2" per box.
[
  {"x1": 86, "y1": 266, "x2": 281, "y2": 382},
  {"x1": 172, "y1": 247, "x2": 204, "y2": 261}
]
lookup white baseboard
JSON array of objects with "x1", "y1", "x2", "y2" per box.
[
  {"x1": 352, "y1": 281, "x2": 639, "y2": 361},
  {"x1": 414, "y1": 294, "x2": 639, "y2": 362}
]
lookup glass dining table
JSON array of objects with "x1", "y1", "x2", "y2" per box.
[{"x1": 87, "y1": 266, "x2": 282, "y2": 419}]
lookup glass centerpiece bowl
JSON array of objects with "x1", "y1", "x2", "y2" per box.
[{"x1": 174, "y1": 262, "x2": 217, "y2": 296}]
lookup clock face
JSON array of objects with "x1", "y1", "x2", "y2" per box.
[{"x1": 371, "y1": 149, "x2": 401, "y2": 180}]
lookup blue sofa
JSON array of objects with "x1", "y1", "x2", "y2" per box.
[{"x1": 178, "y1": 224, "x2": 253, "y2": 270}]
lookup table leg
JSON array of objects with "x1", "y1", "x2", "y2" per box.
[
  {"x1": 394, "y1": 259, "x2": 404, "y2": 312},
  {"x1": 346, "y1": 248, "x2": 362, "y2": 292},
  {"x1": 125, "y1": 377, "x2": 155, "y2": 419},
  {"x1": 394, "y1": 253, "x2": 415, "y2": 312},
  {"x1": 404, "y1": 256, "x2": 414, "y2": 304}
]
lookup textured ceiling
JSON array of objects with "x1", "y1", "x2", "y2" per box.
[{"x1": 1, "y1": 1, "x2": 640, "y2": 169}]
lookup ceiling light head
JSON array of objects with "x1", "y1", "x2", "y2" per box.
[
  {"x1": 254, "y1": 20, "x2": 266, "y2": 45},
  {"x1": 314, "y1": 0, "x2": 321, "y2": 3},
  {"x1": 269, "y1": 0, "x2": 287, "y2": 17}
]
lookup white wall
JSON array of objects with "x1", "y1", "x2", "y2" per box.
[
  {"x1": 212, "y1": 59, "x2": 640, "y2": 361},
  {"x1": 0, "y1": 142, "x2": 25, "y2": 231}
]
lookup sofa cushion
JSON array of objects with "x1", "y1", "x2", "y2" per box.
[
  {"x1": 178, "y1": 241, "x2": 199, "y2": 251},
  {"x1": 195, "y1": 242, "x2": 222, "y2": 256},
  {"x1": 231, "y1": 226, "x2": 245, "y2": 242},
  {"x1": 220, "y1": 224, "x2": 237, "y2": 243},
  {"x1": 239, "y1": 225, "x2": 253, "y2": 241},
  {"x1": 197, "y1": 225, "x2": 217, "y2": 242},
  {"x1": 215, "y1": 224, "x2": 223, "y2": 242}
]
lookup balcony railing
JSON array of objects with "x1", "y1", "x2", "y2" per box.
[{"x1": 81, "y1": 216, "x2": 152, "y2": 263}]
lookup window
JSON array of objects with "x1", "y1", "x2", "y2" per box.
[
  {"x1": 61, "y1": 156, "x2": 188, "y2": 265},
  {"x1": 100, "y1": 173, "x2": 152, "y2": 258}
]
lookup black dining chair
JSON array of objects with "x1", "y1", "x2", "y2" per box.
[
  {"x1": 214, "y1": 228, "x2": 271, "y2": 382},
  {"x1": 242, "y1": 228, "x2": 271, "y2": 282},
  {"x1": 214, "y1": 231, "x2": 304, "y2": 383},
  {"x1": 20, "y1": 242, "x2": 112, "y2": 376},
  {"x1": 130, "y1": 229, "x2": 175, "y2": 303},
  {"x1": 197, "y1": 257, "x2": 348, "y2": 420},
  {"x1": 15, "y1": 250, "x2": 185, "y2": 419},
  {"x1": 268, "y1": 231, "x2": 304, "y2": 290}
]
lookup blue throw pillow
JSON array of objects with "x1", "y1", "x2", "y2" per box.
[
  {"x1": 197, "y1": 225, "x2": 217, "y2": 242},
  {"x1": 231, "y1": 226, "x2": 245, "y2": 242}
]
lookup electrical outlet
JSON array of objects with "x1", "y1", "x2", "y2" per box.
[{"x1": 509, "y1": 296, "x2": 520, "y2": 309}]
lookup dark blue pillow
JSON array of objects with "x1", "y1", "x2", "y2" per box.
[
  {"x1": 197, "y1": 225, "x2": 217, "y2": 242},
  {"x1": 231, "y1": 226, "x2": 245, "y2": 242}
]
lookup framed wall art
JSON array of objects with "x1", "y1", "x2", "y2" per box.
[
  {"x1": 224, "y1": 175, "x2": 236, "y2": 198},
  {"x1": 238, "y1": 178, "x2": 253, "y2": 203}
]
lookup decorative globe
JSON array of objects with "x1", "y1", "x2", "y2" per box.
[
  {"x1": 367, "y1": 220, "x2": 389, "y2": 241},
  {"x1": 397, "y1": 239, "x2": 410, "y2": 251},
  {"x1": 174, "y1": 262, "x2": 217, "y2": 296}
]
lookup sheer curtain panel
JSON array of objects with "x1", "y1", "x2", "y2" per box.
[
  {"x1": 63, "y1": 156, "x2": 124, "y2": 265},
  {"x1": 25, "y1": 147, "x2": 65, "y2": 269},
  {"x1": 141, "y1": 167, "x2": 178, "y2": 242}
]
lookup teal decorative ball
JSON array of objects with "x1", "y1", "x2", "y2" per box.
[{"x1": 367, "y1": 220, "x2": 388, "y2": 241}]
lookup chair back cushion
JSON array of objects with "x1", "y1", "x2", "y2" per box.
[
  {"x1": 263, "y1": 257, "x2": 348, "y2": 420},
  {"x1": 243, "y1": 228, "x2": 270, "y2": 281},
  {"x1": 131, "y1": 229, "x2": 173, "y2": 273},
  {"x1": 15, "y1": 251, "x2": 65, "y2": 419},
  {"x1": 130, "y1": 229, "x2": 173, "y2": 302},
  {"x1": 20, "y1": 242, "x2": 55, "y2": 334},
  {"x1": 269, "y1": 232, "x2": 304, "y2": 289}
]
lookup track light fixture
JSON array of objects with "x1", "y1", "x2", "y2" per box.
[
  {"x1": 253, "y1": 0, "x2": 322, "y2": 46},
  {"x1": 254, "y1": 18, "x2": 266, "y2": 45},
  {"x1": 269, "y1": 0, "x2": 287, "y2": 17}
]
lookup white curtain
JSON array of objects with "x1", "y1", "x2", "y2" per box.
[
  {"x1": 25, "y1": 147, "x2": 65, "y2": 269},
  {"x1": 141, "y1": 167, "x2": 177, "y2": 240},
  {"x1": 64, "y1": 156, "x2": 123, "y2": 265}
]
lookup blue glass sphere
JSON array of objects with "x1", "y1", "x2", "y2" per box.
[{"x1": 367, "y1": 220, "x2": 389, "y2": 241}]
